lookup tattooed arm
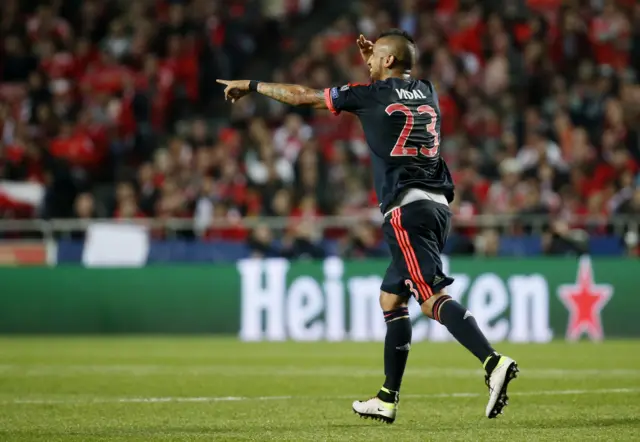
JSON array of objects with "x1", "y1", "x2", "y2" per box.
[
  {"x1": 216, "y1": 79, "x2": 328, "y2": 109},
  {"x1": 256, "y1": 83, "x2": 326, "y2": 108}
]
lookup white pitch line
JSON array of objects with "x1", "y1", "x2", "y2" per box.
[
  {"x1": 9, "y1": 395, "x2": 294, "y2": 405},
  {"x1": 0, "y1": 365, "x2": 639, "y2": 378},
  {"x1": 3, "y1": 388, "x2": 639, "y2": 406}
]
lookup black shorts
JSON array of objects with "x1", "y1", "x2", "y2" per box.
[{"x1": 381, "y1": 199, "x2": 454, "y2": 304}]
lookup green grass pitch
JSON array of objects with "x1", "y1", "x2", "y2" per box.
[{"x1": 0, "y1": 338, "x2": 639, "y2": 441}]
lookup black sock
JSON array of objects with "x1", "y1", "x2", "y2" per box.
[
  {"x1": 433, "y1": 296, "x2": 495, "y2": 365},
  {"x1": 377, "y1": 307, "x2": 412, "y2": 403}
]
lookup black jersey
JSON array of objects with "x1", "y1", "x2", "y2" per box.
[{"x1": 324, "y1": 77, "x2": 455, "y2": 214}]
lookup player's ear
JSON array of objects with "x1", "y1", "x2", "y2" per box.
[{"x1": 383, "y1": 54, "x2": 395, "y2": 69}]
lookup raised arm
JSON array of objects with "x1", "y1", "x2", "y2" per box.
[{"x1": 216, "y1": 79, "x2": 327, "y2": 109}]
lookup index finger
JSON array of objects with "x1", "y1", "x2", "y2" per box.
[{"x1": 216, "y1": 79, "x2": 230, "y2": 85}]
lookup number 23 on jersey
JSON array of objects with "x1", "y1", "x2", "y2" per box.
[{"x1": 385, "y1": 103, "x2": 440, "y2": 158}]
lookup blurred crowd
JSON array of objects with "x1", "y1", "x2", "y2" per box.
[{"x1": 1, "y1": 0, "x2": 640, "y2": 257}]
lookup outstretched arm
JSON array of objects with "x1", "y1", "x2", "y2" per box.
[
  {"x1": 216, "y1": 79, "x2": 327, "y2": 109},
  {"x1": 258, "y1": 83, "x2": 326, "y2": 108}
]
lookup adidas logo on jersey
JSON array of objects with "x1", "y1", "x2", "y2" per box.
[{"x1": 395, "y1": 89, "x2": 427, "y2": 100}]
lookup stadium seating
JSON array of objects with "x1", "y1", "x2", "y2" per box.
[{"x1": 1, "y1": 0, "x2": 639, "y2": 257}]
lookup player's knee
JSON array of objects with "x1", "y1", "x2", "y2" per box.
[
  {"x1": 379, "y1": 290, "x2": 408, "y2": 311},
  {"x1": 420, "y1": 291, "x2": 448, "y2": 319}
]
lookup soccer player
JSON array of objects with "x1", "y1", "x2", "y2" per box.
[{"x1": 217, "y1": 29, "x2": 518, "y2": 423}]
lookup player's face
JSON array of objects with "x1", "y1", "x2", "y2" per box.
[{"x1": 367, "y1": 42, "x2": 392, "y2": 81}]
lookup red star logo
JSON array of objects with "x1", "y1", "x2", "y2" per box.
[{"x1": 558, "y1": 256, "x2": 613, "y2": 341}]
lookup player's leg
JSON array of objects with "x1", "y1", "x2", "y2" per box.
[
  {"x1": 378, "y1": 289, "x2": 412, "y2": 403},
  {"x1": 352, "y1": 225, "x2": 413, "y2": 424},
  {"x1": 402, "y1": 200, "x2": 518, "y2": 418},
  {"x1": 421, "y1": 291, "x2": 496, "y2": 368},
  {"x1": 421, "y1": 292, "x2": 518, "y2": 418},
  {"x1": 352, "y1": 274, "x2": 410, "y2": 423}
]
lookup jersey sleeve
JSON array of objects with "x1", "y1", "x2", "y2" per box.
[{"x1": 323, "y1": 83, "x2": 373, "y2": 116}]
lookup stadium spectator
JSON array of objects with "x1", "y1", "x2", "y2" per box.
[
  {"x1": 342, "y1": 223, "x2": 388, "y2": 259},
  {"x1": 542, "y1": 220, "x2": 589, "y2": 256},
  {"x1": 475, "y1": 228, "x2": 501, "y2": 257},
  {"x1": 247, "y1": 223, "x2": 280, "y2": 258}
]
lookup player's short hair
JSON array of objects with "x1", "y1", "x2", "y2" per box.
[
  {"x1": 378, "y1": 28, "x2": 415, "y2": 45},
  {"x1": 377, "y1": 28, "x2": 416, "y2": 70}
]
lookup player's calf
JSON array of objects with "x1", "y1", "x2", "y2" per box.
[
  {"x1": 378, "y1": 292, "x2": 412, "y2": 404},
  {"x1": 378, "y1": 304, "x2": 411, "y2": 403},
  {"x1": 421, "y1": 292, "x2": 495, "y2": 363}
]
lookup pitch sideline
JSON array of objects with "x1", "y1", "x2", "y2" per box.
[
  {"x1": 0, "y1": 365, "x2": 639, "y2": 378},
  {"x1": 4, "y1": 387, "x2": 639, "y2": 405}
]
